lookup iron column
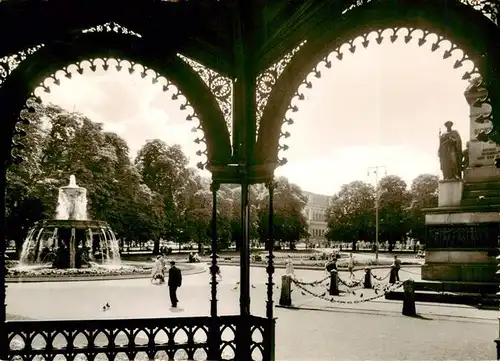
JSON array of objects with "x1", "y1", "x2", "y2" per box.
[
  {"x1": 210, "y1": 181, "x2": 220, "y2": 318},
  {"x1": 208, "y1": 181, "x2": 220, "y2": 360},
  {"x1": 233, "y1": 0, "x2": 256, "y2": 359}
]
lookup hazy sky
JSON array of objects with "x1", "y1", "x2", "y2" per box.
[{"x1": 40, "y1": 29, "x2": 471, "y2": 196}]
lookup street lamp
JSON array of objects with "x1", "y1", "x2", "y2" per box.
[{"x1": 367, "y1": 165, "x2": 387, "y2": 263}]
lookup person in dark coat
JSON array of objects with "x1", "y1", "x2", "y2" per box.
[
  {"x1": 168, "y1": 261, "x2": 182, "y2": 307},
  {"x1": 325, "y1": 255, "x2": 337, "y2": 273}
]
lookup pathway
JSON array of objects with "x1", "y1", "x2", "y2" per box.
[{"x1": 6, "y1": 265, "x2": 498, "y2": 360}]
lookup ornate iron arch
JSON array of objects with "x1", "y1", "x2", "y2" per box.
[
  {"x1": 0, "y1": 31, "x2": 232, "y2": 168},
  {"x1": 255, "y1": 0, "x2": 500, "y2": 165}
]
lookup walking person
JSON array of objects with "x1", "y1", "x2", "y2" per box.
[
  {"x1": 393, "y1": 255, "x2": 402, "y2": 282},
  {"x1": 216, "y1": 264, "x2": 222, "y2": 281},
  {"x1": 285, "y1": 255, "x2": 295, "y2": 276},
  {"x1": 168, "y1": 261, "x2": 182, "y2": 308},
  {"x1": 348, "y1": 253, "x2": 355, "y2": 278},
  {"x1": 151, "y1": 255, "x2": 165, "y2": 284}
]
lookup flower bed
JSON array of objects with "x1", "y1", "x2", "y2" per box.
[{"x1": 6, "y1": 265, "x2": 151, "y2": 278}]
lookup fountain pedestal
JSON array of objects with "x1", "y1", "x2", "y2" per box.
[{"x1": 70, "y1": 228, "x2": 76, "y2": 269}]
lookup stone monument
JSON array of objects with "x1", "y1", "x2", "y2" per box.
[{"x1": 422, "y1": 76, "x2": 500, "y2": 293}]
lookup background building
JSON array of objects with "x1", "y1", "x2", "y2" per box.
[{"x1": 302, "y1": 191, "x2": 332, "y2": 246}]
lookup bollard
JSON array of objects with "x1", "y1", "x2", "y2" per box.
[
  {"x1": 389, "y1": 266, "x2": 397, "y2": 284},
  {"x1": 329, "y1": 270, "x2": 339, "y2": 296},
  {"x1": 363, "y1": 268, "x2": 372, "y2": 289},
  {"x1": 279, "y1": 275, "x2": 292, "y2": 306},
  {"x1": 402, "y1": 279, "x2": 416, "y2": 316}
]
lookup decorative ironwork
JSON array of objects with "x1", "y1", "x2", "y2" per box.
[
  {"x1": 82, "y1": 22, "x2": 142, "y2": 38},
  {"x1": 0, "y1": 45, "x2": 44, "y2": 88},
  {"x1": 7, "y1": 315, "x2": 270, "y2": 361},
  {"x1": 256, "y1": 41, "x2": 306, "y2": 131},
  {"x1": 9, "y1": 57, "x2": 207, "y2": 167},
  {"x1": 277, "y1": 27, "x2": 487, "y2": 166},
  {"x1": 341, "y1": 0, "x2": 372, "y2": 15},
  {"x1": 340, "y1": 0, "x2": 498, "y2": 25},
  {"x1": 467, "y1": 76, "x2": 497, "y2": 144},
  {"x1": 462, "y1": 0, "x2": 499, "y2": 25},
  {"x1": 425, "y1": 223, "x2": 500, "y2": 249},
  {"x1": 178, "y1": 54, "x2": 233, "y2": 141}
]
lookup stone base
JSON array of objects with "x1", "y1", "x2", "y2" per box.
[
  {"x1": 426, "y1": 211, "x2": 500, "y2": 224},
  {"x1": 422, "y1": 262, "x2": 497, "y2": 283},
  {"x1": 385, "y1": 287, "x2": 499, "y2": 307},
  {"x1": 464, "y1": 166, "x2": 500, "y2": 183},
  {"x1": 423, "y1": 211, "x2": 500, "y2": 284},
  {"x1": 415, "y1": 279, "x2": 499, "y2": 294},
  {"x1": 425, "y1": 250, "x2": 494, "y2": 263},
  {"x1": 438, "y1": 180, "x2": 463, "y2": 207}
]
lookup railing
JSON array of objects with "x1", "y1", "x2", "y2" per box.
[{"x1": 7, "y1": 315, "x2": 272, "y2": 361}]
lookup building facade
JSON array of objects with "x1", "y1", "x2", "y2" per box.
[{"x1": 302, "y1": 191, "x2": 332, "y2": 245}]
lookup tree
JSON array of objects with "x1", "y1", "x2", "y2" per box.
[
  {"x1": 256, "y1": 177, "x2": 309, "y2": 250},
  {"x1": 215, "y1": 185, "x2": 237, "y2": 250},
  {"x1": 5, "y1": 102, "x2": 58, "y2": 253},
  {"x1": 226, "y1": 184, "x2": 260, "y2": 251},
  {"x1": 325, "y1": 181, "x2": 375, "y2": 250},
  {"x1": 5, "y1": 103, "x2": 170, "y2": 254},
  {"x1": 377, "y1": 175, "x2": 411, "y2": 252},
  {"x1": 135, "y1": 140, "x2": 196, "y2": 253},
  {"x1": 408, "y1": 174, "x2": 439, "y2": 243}
]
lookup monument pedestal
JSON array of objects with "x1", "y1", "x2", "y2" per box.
[
  {"x1": 422, "y1": 77, "x2": 500, "y2": 292},
  {"x1": 438, "y1": 180, "x2": 463, "y2": 207},
  {"x1": 422, "y1": 210, "x2": 500, "y2": 286},
  {"x1": 464, "y1": 166, "x2": 500, "y2": 184}
]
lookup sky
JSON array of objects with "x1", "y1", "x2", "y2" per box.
[{"x1": 39, "y1": 29, "x2": 472, "y2": 196}]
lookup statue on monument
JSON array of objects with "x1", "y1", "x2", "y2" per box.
[{"x1": 438, "y1": 121, "x2": 463, "y2": 180}]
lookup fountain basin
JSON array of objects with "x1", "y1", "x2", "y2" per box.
[{"x1": 20, "y1": 219, "x2": 120, "y2": 269}]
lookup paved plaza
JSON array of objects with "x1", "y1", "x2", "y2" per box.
[{"x1": 6, "y1": 265, "x2": 498, "y2": 360}]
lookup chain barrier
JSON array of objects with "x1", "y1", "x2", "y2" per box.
[
  {"x1": 338, "y1": 276, "x2": 363, "y2": 288},
  {"x1": 338, "y1": 270, "x2": 391, "y2": 288},
  {"x1": 293, "y1": 280, "x2": 404, "y2": 304},
  {"x1": 290, "y1": 274, "x2": 330, "y2": 286},
  {"x1": 371, "y1": 271, "x2": 391, "y2": 281},
  {"x1": 288, "y1": 266, "x2": 409, "y2": 304}
]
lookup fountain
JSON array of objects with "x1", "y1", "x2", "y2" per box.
[{"x1": 19, "y1": 175, "x2": 121, "y2": 269}]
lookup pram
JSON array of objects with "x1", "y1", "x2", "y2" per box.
[
  {"x1": 151, "y1": 272, "x2": 165, "y2": 284},
  {"x1": 151, "y1": 261, "x2": 165, "y2": 285}
]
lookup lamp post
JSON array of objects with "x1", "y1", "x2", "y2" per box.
[{"x1": 367, "y1": 165, "x2": 387, "y2": 262}]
